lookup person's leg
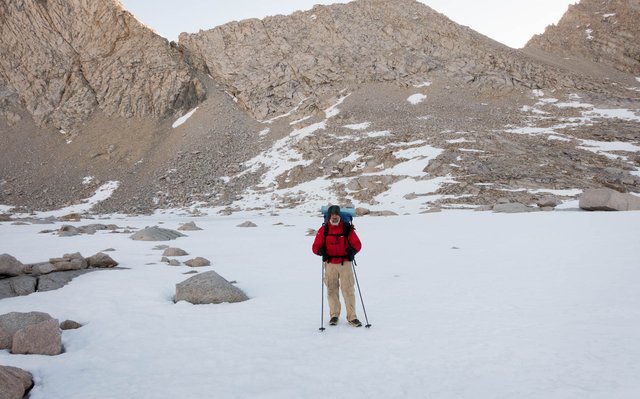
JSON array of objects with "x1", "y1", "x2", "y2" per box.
[
  {"x1": 324, "y1": 262, "x2": 341, "y2": 318},
  {"x1": 339, "y1": 262, "x2": 358, "y2": 321}
]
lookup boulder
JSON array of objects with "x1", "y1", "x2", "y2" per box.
[
  {"x1": 175, "y1": 270, "x2": 249, "y2": 304},
  {"x1": 162, "y1": 248, "x2": 189, "y2": 257},
  {"x1": 29, "y1": 262, "x2": 56, "y2": 275},
  {"x1": 237, "y1": 221, "x2": 257, "y2": 227},
  {"x1": 536, "y1": 195, "x2": 561, "y2": 208},
  {"x1": 185, "y1": 257, "x2": 211, "y2": 267},
  {"x1": 0, "y1": 365, "x2": 33, "y2": 399},
  {"x1": 130, "y1": 226, "x2": 186, "y2": 241},
  {"x1": 178, "y1": 221, "x2": 203, "y2": 231},
  {"x1": 0, "y1": 311, "x2": 53, "y2": 350},
  {"x1": 49, "y1": 252, "x2": 88, "y2": 271},
  {"x1": 86, "y1": 252, "x2": 118, "y2": 268},
  {"x1": 61, "y1": 213, "x2": 81, "y2": 221},
  {"x1": 579, "y1": 188, "x2": 640, "y2": 211},
  {"x1": 0, "y1": 254, "x2": 24, "y2": 277},
  {"x1": 58, "y1": 225, "x2": 82, "y2": 237},
  {"x1": 11, "y1": 318, "x2": 62, "y2": 355},
  {"x1": 0, "y1": 276, "x2": 37, "y2": 299}
]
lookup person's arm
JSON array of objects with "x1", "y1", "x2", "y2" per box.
[
  {"x1": 312, "y1": 226, "x2": 326, "y2": 256},
  {"x1": 348, "y1": 229, "x2": 362, "y2": 254}
]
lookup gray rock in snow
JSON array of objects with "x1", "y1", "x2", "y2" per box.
[
  {"x1": 185, "y1": 257, "x2": 210, "y2": 267},
  {"x1": 0, "y1": 276, "x2": 37, "y2": 299},
  {"x1": 130, "y1": 226, "x2": 186, "y2": 241},
  {"x1": 579, "y1": 188, "x2": 640, "y2": 211},
  {"x1": 11, "y1": 318, "x2": 62, "y2": 356},
  {"x1": 162, "y1": 248, "x2": 189, "y2": 257},
  {"x1": 178, "y1": 221, "x2": 203, "y2": 231},
  {"x1": 0, "y1": 254, "x2": 24, "y2": 277},
  {"x1": 175, "y1": 270, "x2": 248, "y2": 304},
  {"x1": 0, "y1": 365, "x2": 33, "y2": 399},
  {"x1": 0, "y1": 311, "x2": 53, "y2": 350}
]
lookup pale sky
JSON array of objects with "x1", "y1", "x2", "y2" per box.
[{"x1": 119, "y1": 0, "x2": 579, "y2": 48}]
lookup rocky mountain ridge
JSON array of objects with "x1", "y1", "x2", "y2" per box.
[
  {"x1": 179, "y1": 0, "x2": 628, "y2": 122},
  {"x1": 0, "y1": 0, "x2": 639, "y2": 215},
  {"x1": 526, "y1": 0, "x2": 640, "y2": 75}
]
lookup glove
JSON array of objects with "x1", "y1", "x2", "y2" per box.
[
  {"x1": 317, "y1": 248, "x2": 325, "y2": 257},
  {"x1": 346, "y1": 247, "x2": 356, "y2": 261}
]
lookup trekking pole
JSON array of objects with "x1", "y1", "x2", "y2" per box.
[
  {"x1": 319, "y1": 260, "x2": 326, "y2": 331},
  {"x1": 352, "y1": 259, "x2": 372, "y2": 328}
]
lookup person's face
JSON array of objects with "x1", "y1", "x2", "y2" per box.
[{"x1": 329, "y1": 213, "x2": 341, "y2": 224}]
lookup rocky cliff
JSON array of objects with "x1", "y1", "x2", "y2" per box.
[
  {"x1": 526, "y1": 0, "x2": 640, "y2": 75},
  {"x1": 0, "y1": 0, "x2": 205, "y2": 131},
  {"x1": 179, "y1": 0, "x2": 612, "y2": 121}
]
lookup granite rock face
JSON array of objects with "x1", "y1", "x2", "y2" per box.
[
  {"x1": 179, "y1": 0, "x2": 603, "y2": 121},
  {"x1": 0, "y1": 0, "x2": 206, "y2": 131},
  {"x1": 526, "y1": 0, "x2": 640, "y2": 75}
]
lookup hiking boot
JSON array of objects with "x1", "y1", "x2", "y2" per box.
[
  {"x1": 329, "y1": 317, "x2": 339, "y2": 325},
  {"x1": 348, "y1": 318, "x2": 362, "y2": 327}
]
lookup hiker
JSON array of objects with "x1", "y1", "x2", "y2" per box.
[{"x1": 312, "y1": 205, "x2": 363, "y2": 327}]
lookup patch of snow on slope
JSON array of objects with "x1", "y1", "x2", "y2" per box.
[
  {"x1": 407, "y1": 93, "x2": 427, "y2": 105},
  {"x1": 344, "y1": 122, "x2": 371, "y2": 130},
  {"x1": 172, "y1": 107, "x2": 198, "y2": 128}
]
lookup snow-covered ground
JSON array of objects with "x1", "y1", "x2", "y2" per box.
[{"x1": 1, "y1": 209, "x2": 639, "y2": 398}]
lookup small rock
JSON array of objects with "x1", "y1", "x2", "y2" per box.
[
  {"x1": 58, "y1": 225, "x2": 81, "y2": 237},
  {"x1": 87, "y1": 252, "x2": 118, "y2": 268},
  {"x1": 60, "y1": 320, "x2": 82, "y2": 330},
  {"x1": 237, "y1": 221, "x2": 257, "y2": 227},
  {"x1": 185, "y1": 257, "x2": 211, "y2": 267},
  {"x1": 61, "y1": 213, "x2": 81, "y2": 221},
  {"x1": 162, "y1": 248, "x2": 189, "y2": 256},
  {"x1": 178, "y1": 221, "x2": 203, "y2": 231}
]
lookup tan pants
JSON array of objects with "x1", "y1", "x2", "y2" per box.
[{"x1": 324, "y1": 261, "x2": 357, "y2": 321}]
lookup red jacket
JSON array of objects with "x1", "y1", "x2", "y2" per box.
[{"x1": 312, "y1": 221, "x2": 362, "y2": 264}]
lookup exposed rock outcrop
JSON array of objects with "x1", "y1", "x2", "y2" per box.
[
  {"x1": 179, "y1": 0, "x2": 613, "y2": 120},
  {"x1": 0, "y1": 0, "x2": 206, "y2": 131},
  {"x1": 526, "y1": 0, "x2": 640, "y2": 75},
  {"x1": 0, "y1": 252, "x2": 119, "y2": 299}
]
